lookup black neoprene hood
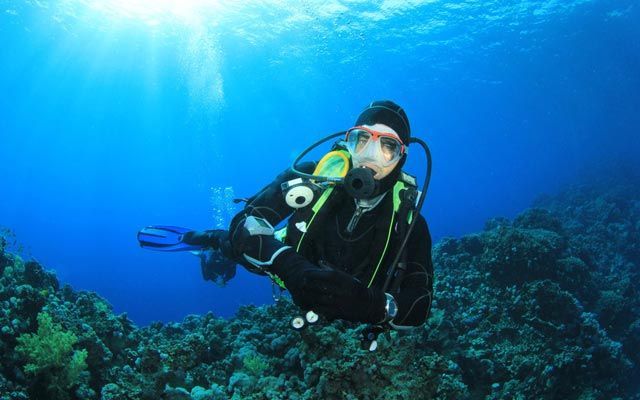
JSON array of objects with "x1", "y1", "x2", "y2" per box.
[{"x1": 354, "y1": 100, "x2": 411, "y2": 144}]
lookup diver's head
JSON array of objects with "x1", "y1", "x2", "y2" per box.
[{"x1": 343, "y1": 100, "x2": 410, "y2": 199}]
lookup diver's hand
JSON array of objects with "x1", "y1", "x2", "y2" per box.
[
  {"x1": 229, "y1": 215, "x2": 291, "y2": 268},
  {"x1": 268, "y1": 253, "x2": 386, "y2": 323},
  {"x1": 295, "y1": 269, "x2": 386, "y2": 324}
]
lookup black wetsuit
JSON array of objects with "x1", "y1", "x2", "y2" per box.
[{"x1": 232, "y1": 163, "x2": 434, "y2": 327}]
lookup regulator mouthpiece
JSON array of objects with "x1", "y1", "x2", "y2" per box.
[{"x1": 344, "y1": 167, "x2": 379, "y2": 199}]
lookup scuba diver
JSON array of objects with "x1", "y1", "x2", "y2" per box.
[{"x1": 139, "y1": 100, "x2": 433, "y2": 333}]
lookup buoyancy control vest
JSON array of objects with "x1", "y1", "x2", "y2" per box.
[{"x1": 275, "y1": 149, "x2": 417, "y2": 289}]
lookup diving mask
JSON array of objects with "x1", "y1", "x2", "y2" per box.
[{"x1": 345, "y1": 126, "x2": 406, "y2": 168}]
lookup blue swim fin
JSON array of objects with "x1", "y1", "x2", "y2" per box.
[{"x1": 137, "y1": 225, "x2": 203, "y2": 252}]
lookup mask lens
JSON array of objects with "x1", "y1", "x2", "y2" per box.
[
  {"x1": 347, "y1": 129, "x2": 373, "y2": 154},
  {"x1": 380, "y1": 137, "x2": 402, "y2": 162}
]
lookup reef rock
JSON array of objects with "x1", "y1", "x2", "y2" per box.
[{"x1": 0, "y1": 176, "x2": 638, "y2": 399}]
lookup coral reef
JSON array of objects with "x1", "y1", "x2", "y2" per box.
[
  {"x1": 15, "y1": 312, "x2": 88, "y2": 398},
  {"x1": 0, "y1": 177, "x2": 638, "y2": 399}
]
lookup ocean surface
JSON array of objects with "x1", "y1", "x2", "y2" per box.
[{"x1": 0, "y1": 0, "x2": 638, "y2": 326}]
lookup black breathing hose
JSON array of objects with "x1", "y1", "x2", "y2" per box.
[
  {"x1": 382, "y1": 137, "x2": 432, "y2": 293},
  {"x1": 290, "y1": 131, "x2": 346, "y2": 183}
]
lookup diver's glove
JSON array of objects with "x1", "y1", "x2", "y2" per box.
[
  {"x1": 270, "y1": 256, "x2": 387, "y2": 324},
  {"x1": 229, "y1": 215, "x2": 292, "y2": 269},
  {"x1": 301, "y1": 269, "x2": 387, "y2": 324}
]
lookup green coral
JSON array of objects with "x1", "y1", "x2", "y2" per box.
[
  {"x1": 16, "y1": 312, "x2": 88, "y2": 392},
  {"x1": 243, "y1": 353, "x2": 268, "y2": 376}
]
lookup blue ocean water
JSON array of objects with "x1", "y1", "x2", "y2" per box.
[{"x1": 0, "y1": 0, "x2": 637, "y2": 326}]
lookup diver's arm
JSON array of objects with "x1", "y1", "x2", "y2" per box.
[
  {"x1": 227, "y1": 163, "x2": 320, "y2": 272},
  {"x1": 389, "y1": 215, "x2": 434, "y2": 328},
  {"x1": 185, "y1": 163, "x2": 317, "y2": 253}
]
